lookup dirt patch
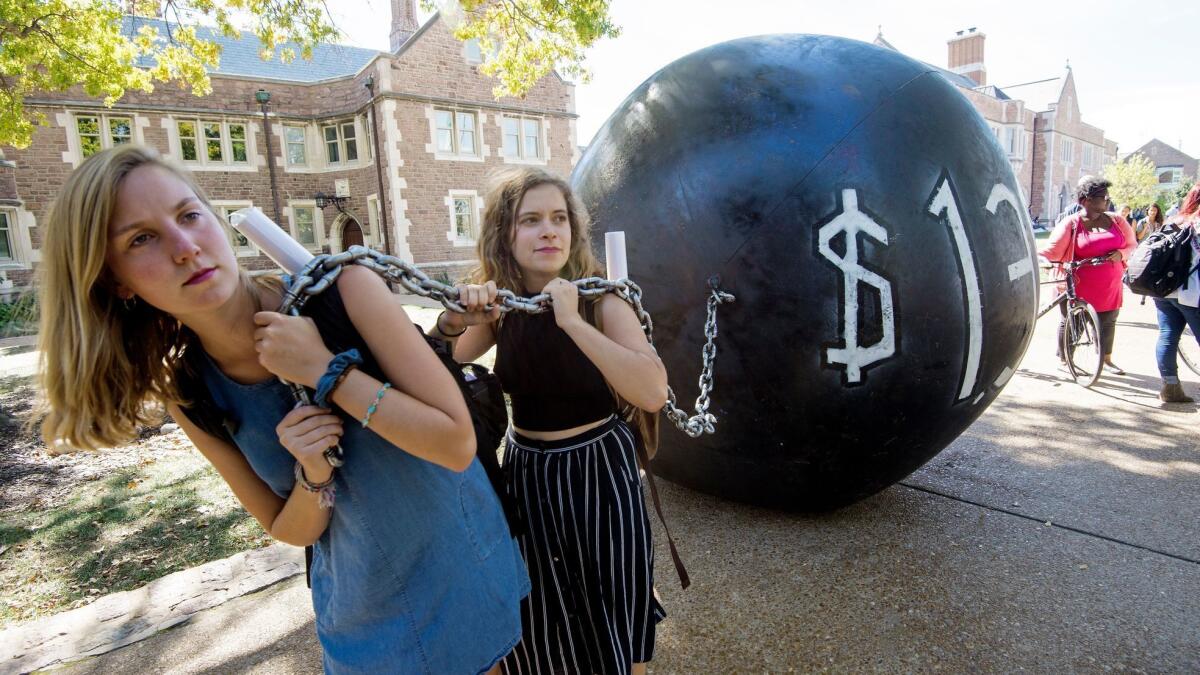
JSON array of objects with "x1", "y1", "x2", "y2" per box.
[{"x1": 0, "y1": 373, "x2": 170, "y2": 514}]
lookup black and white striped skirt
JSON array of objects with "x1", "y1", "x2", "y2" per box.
[{"x1": 500, "y1": 416, "x2": 666, "y2": 675}]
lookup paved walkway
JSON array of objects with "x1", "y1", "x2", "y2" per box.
[{"x1": 3, "y1": 290, "x2": 1198, "y2": 673}]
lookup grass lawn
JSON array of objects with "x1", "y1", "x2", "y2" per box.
[{"x1": 0, "y1": 438, "x2": 271, "y2": 627}]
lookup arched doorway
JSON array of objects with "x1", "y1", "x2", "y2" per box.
[{"x1": 342, "y1": 219, "x2": 364, "y2": 249}]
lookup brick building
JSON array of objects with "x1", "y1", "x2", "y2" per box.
[
  {"x1": 1124, "y1": 139, "x2": 1197, "y2": 201},
  {"x1": 0, "y1": 0, "x2": 577, "y2": 293},
  {"x1": 875, "y1": 28, "x2": 1118, "y2": 225}
]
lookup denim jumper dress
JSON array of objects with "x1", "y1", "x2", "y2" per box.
[{"x1": 197, "y1": 354, "x2": 530, "y2": 674}]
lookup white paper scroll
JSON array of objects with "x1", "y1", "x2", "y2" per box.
[
  {"x1": 605, "y1": 231, "x2": 628, "y2": 281},
  {"x1": 228, "y1": 207, "x2": 314, "y2": 275}
]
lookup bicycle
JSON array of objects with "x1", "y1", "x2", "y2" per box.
[
  {"x1": 1180, "y1": 326, "x2": 1200, "y2": 377},
  {"x1": 1037, "y1": 255, "x2": 1112, "y2": 387}
]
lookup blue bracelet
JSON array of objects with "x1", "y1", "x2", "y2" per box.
[
  {"x1": 361, "y1": 383, "x2": 392, "y2": 428},
  {"x1": 314, "y1": 349, "x2": 364, "y2": 408}
]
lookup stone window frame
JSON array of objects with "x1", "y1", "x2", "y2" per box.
[
  {"x1": 0, "y1": 208, "x2": 18, "y2": 266},
  {"x1": 498, "y1": 114, "x2": 549, "y2": 165},
  {"x1": 71, "y1": 113, "x2": 135, "y2": 159},
  {"x1": 287, "y1": 200, "x2": 326, "y2": 252},
  {"x1": 210, "y1": 200, "x2": 260, "y2": 258},
  {"x1": 283, "y1": 124, "x2": 309, "y2": 167},
  {"x1": 1060, "y1": 138, "x2": 1074, "y2": 165},
  {"x1": 445, "y1": 190, "x2": 483, "y2": 247},
  {"x1": 425, "y1": 106, "x2": 486, "y2": 162},
  {"x1": 463, "y1": 39, "x2": 484, "y2": 64},
  {"x1": 1003, "y1": 125, "x2": 1024, "y2": 159},
  {"x1": 173, "y1": 118, "x2": 254, "y2": 171},
  {"x1": 365, "y1": 193, "x2": 380, "y2": 247},
  {"x1": 320, "y1": 119, "x2": 361, "y2": 166},
  {"x1": 0, "y1": 205, "x2": 35, "y2": 270}
]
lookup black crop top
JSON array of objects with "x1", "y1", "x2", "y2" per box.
[{"x1": 494, "y1": 310, "x2": 617, "y2": 431}]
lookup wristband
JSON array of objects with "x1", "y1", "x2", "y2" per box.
[
  {"x1": 314, "y1": 349, "x2": 364, "y2": 408},
  {"x1": 437, "y1": 311, "x2": 467, "y2": 337}
]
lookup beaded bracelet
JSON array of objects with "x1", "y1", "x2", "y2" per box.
[
  {"x1": 294, "y1": 461, "x2": 336, "y2": 509},
  {"x1": 314, "y1": 349, "x2": 364, "y2": 409},
  {"x1": 361, "y1": 382, "x2": 392, "y2": 428}
]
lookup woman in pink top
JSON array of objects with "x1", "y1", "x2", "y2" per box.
[{"x1": 1040, "y1": 176, "x2": 1138, "y2": 374}]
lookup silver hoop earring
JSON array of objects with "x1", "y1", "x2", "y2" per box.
[{"x1": 122, "y1": 296, "x2": 138, "y2": 311}]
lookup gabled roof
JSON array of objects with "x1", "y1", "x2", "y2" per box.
[
  {"x1": 996, "y1": 77, "x2": 1064, "y2": 112},
  {"x1": 1128, "y1": 139, "x2": 1198, "y2": 174},
  {"x1": 124, "y1": 16, "x2": 382, "y2": 83}
]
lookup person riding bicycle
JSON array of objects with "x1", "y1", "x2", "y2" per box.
[{"x1": 1040, "y1": 176, "x2": 1137, "y2": 375}]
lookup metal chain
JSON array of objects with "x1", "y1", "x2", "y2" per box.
[{"x1": 279, "y1": 245, "x2": 735, "y2": 438}]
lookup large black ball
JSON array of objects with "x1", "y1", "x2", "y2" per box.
[{"x1": 573, "y1": 35, "x2": 1038, "y2": 511}]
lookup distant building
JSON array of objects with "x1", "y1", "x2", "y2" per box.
[
  {"x1": 0, "y1": 0, "x2": 578, "y2": 292},
  {"x1": 875, "y1": 28, "x2": 1118, "y2": 224},
  {"x1": 1124, "y1": 139, "x2": 1197, "y2": 199}
]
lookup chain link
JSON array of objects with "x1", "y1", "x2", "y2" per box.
[{"x1": 279, "y1": 245, "x2": 735, "y2": 438}]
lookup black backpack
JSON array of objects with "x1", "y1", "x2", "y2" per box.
[
  {"x1": 1123, "y1": 224, "x2": 1200, "y2": 297},
  {"x1": 175, "y1": 281, "x2": 517, "y2": 527}
]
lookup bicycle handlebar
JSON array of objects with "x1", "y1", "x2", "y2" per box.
[{"x1": 1052, "y1": 255, "x2": 1114, "y2": 270}]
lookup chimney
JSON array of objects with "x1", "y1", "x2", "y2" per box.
[
  {"x1": 390, "y1": 0, "x2": 418, "y2": 52},
  {"x1": 947, "y1": 27, "x2": 986, "y2": 86}
]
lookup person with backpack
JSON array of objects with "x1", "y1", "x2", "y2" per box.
[
  {"x1": 430, "y1": 167, "x2": 668, "y2": 675},
  {"x1": 35, "y1": 145, "x2": 529, "y2": 674},
  {"x1": 1040, "y1": 176, "x2": 1138, "y2": 375},
  {"x1": 1151, "y1": 184, "x2": 1200, "y2": 403}
]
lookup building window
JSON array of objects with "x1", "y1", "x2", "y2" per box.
[
  {"x1": 0, "y1": 210, "x2": 14, "y2": 262},
  {"x1": 284, "y1": 125, "x2": 307, "y2": 166},
  {"x1": 213, "y1": 203, "x2": 257, "y2": 256},
  {"x1": 502, "y1": 116, "x2": 544, "y2": 160},
  {"x1": 464, "y1": 39, "x2": 483, "y2": 64},
  {"x1": 454, "y1": 197, "x2": 476, "y2": 240},
  {"x1": 1061, "y1": 138, "x2": 1074, "y2": 165},
  {"x1": 322, "y1": 121, "x2": 359, "y2": 164},
  {"x1": 446, "y1": 191, "x2": 480, "y2": 245},
  {"x1": 291, "y1": 205, "x2": 319, "y2": 248},
  {"x1": 366, "y1": 194, "x2": 380, "y2": 245},
  {"x1": 229, "y1": 124, "x2": 248, "y2": 162},
  {"x1": 1004, "y1": 127, "x2": 1022, "y2": 157},
  {"x1": 363, "y1": 115, "x2": 374, "y2": 159},
  {"x1": 434, "y1": 109, "x2": 478, "y2": 156},
  {"x1": 75, "y1": 114, "x2": 132, "y2": 158},
  {"x1": 177, "y1": 119, "x2": 250, "y2": 166}
]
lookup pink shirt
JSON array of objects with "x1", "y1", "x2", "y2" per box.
[{"x1": 1040, "y1": 213, "x2": 1137, "y2": 312}]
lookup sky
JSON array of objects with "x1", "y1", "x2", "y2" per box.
[{"x1": 330, "y1": 0, "x2": 1199, "y2": 158}]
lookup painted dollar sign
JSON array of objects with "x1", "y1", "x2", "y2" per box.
[{"x1": 818, "y1": 189, "x2": 896, "y2": 384}]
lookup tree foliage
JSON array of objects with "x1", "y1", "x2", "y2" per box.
[
  {"x1": 0, "y1": 0, "x2": 337, "y2": 149},
  {"x1": 1, "y1": 0, "x2": 617, "y2": 149},
  {"x1": 1164, "y1": 174, "x2": 1196, "y2": 208},
  {"x1": 1104, "y1": 153, "x2": 1159, "y2": 209},
  {"x1": 425, "y1": 0, "x2": 619, "y2": 99}
]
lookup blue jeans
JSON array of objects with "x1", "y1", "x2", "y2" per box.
[{"x1": 1153, "y1": 298, "x2": 1200, "y2": 383}]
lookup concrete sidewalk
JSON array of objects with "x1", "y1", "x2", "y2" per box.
[{"x1": 8, "y1": 290, "x2": 1200, "y2": 673}]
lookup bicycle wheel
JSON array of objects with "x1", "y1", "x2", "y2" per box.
[
  {"x1": 1061, "y1": 301, "x2": 1103, "y2": 387},
  {"x1": 1179, "y1": 326, "x2": 1200, "y2": 378}
]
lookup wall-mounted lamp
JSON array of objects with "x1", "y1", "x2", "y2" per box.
[{"x1": 315, "y1": 192, "x2": 349, "y2": 211}]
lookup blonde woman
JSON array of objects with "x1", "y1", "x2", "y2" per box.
[
  {"x1": 36, "y1": 145, "x2": 527, "y2": 674},
  {"x1": 429, "y1": 168, "x2": 668, "y2": 675}
]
